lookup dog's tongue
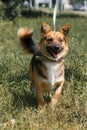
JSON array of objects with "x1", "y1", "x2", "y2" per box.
[{"x1": 53, "y1": 52, "x2": 58, "y2": 58}]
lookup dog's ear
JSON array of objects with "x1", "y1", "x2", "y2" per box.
[
  {"x1": 40, "y1": 22, "x2": 52, "y2": 36},
  {"x1": 59, "y1": 25, "x2": 70, "y2": 36}
]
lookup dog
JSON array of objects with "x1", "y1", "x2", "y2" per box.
[{"x1": 17, "y1": 22, "x2": 70, "y2": 110}]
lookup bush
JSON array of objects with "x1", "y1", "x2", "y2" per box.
[{"x1": 0, "y1": 0, "x2": 23, "y2": 20}]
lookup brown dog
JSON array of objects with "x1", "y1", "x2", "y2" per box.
[{"x1": 17, "y1": 22, "x2": 70, "y2": 110}]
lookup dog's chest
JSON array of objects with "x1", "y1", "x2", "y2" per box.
[{"x1": 43, "y1": 61, "x2": 64, "y2": 90}]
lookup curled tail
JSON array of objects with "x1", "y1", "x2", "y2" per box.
[{"x1": 17, "y1": 27, "x2": 38, "y2": 54}]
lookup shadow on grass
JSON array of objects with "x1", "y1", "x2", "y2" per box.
[
  {"x1": 6, "y1": 72, "x2": 38, "y2": 109},
  {"x1": 12, "y1": 91, "x2": 38, "y2": 109},
  {"x1": 65, "y1": 67, "x2": 86, "y2": 82},
  {"x1": 21, "y1": 10, "x2": 86, "y2": 19},
  {"x1": 12, "y1": 90, "x2": 51, "y2": 110}
]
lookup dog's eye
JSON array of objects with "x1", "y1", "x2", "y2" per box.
[
  {"x1": 58, "y1": 37, "x2": 63, "y2": 42},
  {"x1": 47, "y1": 38, "x2": 53, "y2": 43}
]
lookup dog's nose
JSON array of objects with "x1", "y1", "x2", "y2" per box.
[{"x1": 53, "y1": 45, "x2": 60, "y2": 51}]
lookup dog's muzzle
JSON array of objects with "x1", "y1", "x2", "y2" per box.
[{"x1": 47, "y1": 45, "x2": 62, "y2": 58}]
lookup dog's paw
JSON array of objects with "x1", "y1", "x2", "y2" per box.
[{"x1": 17, "y1": 27, "x2": 33, "y2": 38}]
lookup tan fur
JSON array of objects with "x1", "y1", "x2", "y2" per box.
[
  {"x1": 17, "y1": 22, "x2": 70, "y2": 110},
  {"x1": 17, "y1": 27, "x2": 33, "y2": 38}
]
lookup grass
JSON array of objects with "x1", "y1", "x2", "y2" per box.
[{"x1": 0, "y1": 11, "x2": 87, "y2": 130}]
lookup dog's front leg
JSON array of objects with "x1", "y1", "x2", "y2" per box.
[
  {"x1": 49, "y1": 83, "x2": 63, "y2": 110},
  {"x1": 36, "y1": 88, "x2": 45, "y2": 108}
]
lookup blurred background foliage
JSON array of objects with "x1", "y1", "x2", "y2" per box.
[
  {"x1": 0, "y1": 0, "x2": 23, "y2": 19},
  {"x1": 0, "y1": 0, "x2": 84, "y2": 20}
]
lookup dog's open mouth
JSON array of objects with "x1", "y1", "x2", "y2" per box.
[{"x1": 47, "y1": 46, "x2": 61, "y2": 58}]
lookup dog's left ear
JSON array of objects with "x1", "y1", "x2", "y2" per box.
[
  {"x1": 40, "y1": 22, "x2": 52, "y2": 36},
  {"x1": 59, "y1": 25, "x2": 70, "y2": 36}
]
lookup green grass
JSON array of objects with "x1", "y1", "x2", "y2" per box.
[{"x1": 0, "y1": 12, "x2": 87, "y2": 130}]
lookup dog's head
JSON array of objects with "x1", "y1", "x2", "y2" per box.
[{"x1": 39, "y1": 22, "x2": 70, "y2": 60}]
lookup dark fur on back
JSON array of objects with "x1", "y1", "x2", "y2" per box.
[
  {"x1": 31, "y1": 56, "x2": 47, "y2": 79},
  {"x1": 20, "y1": 36, "x2": 38, "y2": 54}
]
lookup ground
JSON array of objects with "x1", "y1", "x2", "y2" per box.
[{"x1": 0, "y1": 12, "x2": 87, "y2": 130}]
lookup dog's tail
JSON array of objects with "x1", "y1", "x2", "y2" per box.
[{"x1": 17, "y1": 27, "x2": 38, "y2": 54}]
